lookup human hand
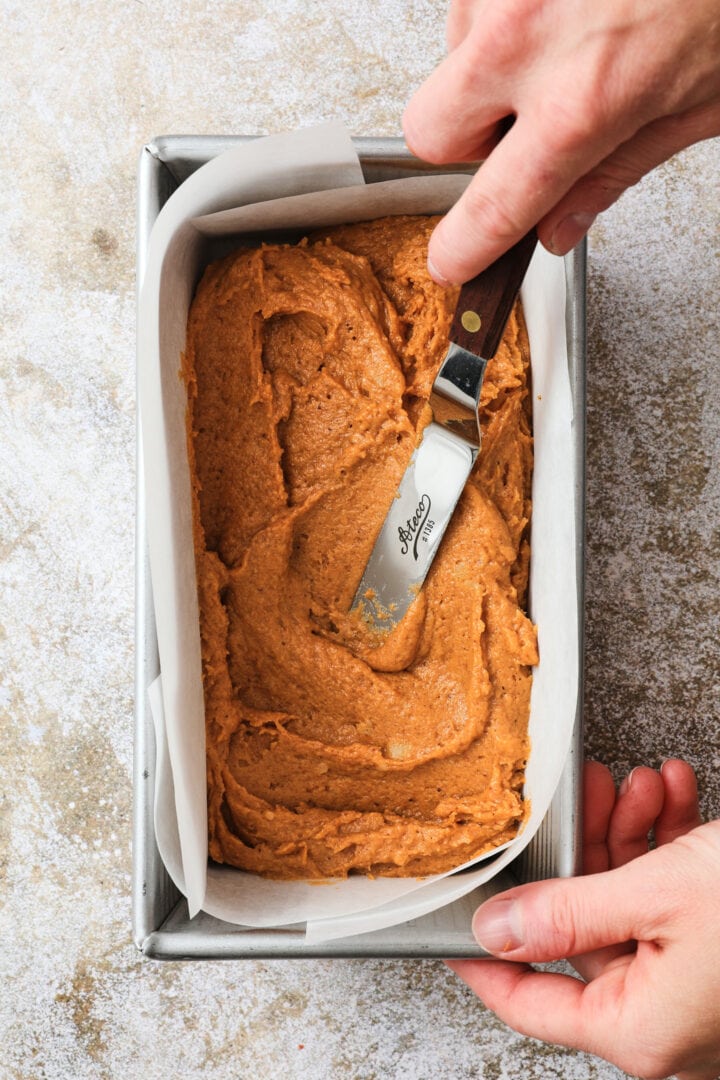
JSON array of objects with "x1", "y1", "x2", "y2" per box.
[
  {"x1": 447, "y1": 760, "x2": 720, "y2": 1079},
  {"x1": 403, "y1": 0, "x2": 720, "y2": 283}
]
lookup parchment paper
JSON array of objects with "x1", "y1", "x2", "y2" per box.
[{"x1": 138, "y1": 124, "x2": 578, "y2": 938}]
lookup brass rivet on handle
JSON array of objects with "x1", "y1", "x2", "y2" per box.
[{"x1": 461, "y1": 310, "x2": 482, "y2": 333}]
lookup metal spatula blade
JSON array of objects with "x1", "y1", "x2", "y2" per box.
[{"x1": 351, "y1": 229, "x2": 537, "y2": 632}]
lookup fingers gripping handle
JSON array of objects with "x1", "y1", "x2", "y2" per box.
[{"x1": 449, "y1": 229, "x2": 538, "y2": 357}]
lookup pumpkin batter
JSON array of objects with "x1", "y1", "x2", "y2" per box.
[{"x1": 184, "y1": 216, "x2": 537, "y2": 879}]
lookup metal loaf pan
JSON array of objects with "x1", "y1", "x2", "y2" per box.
[{"x1": 133, "y1": 136, "x2": 586, "y2": 960}]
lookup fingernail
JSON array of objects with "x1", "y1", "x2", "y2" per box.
[
  {"x1": 472, "y1": 898, "x2": 524, "y2": 953},
  {"x1": 549, "y1": 212, "x2": 595, "y2": 255},
  {"x1": 619, "y1": 767, "x2": 636, "y2": 797},
  {"x1": 427, "y1": 255, "x2": 454, "y2": 287}
]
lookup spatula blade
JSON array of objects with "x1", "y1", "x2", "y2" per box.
[{"x1": 350, "y1": 422, "x2": 477, "y2": 632}]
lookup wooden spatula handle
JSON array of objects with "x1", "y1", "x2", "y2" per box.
[{"x1": 449, "y1": 228, "x2": 538, "y2": 358}]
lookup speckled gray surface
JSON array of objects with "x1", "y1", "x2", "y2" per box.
[{"x1": 2, "y1": 2, "x2": 718, "y2": 1078}]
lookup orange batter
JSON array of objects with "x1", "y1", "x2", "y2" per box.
[{"x1": 183, "y1": 216, "x2": 537, "y2": 879}]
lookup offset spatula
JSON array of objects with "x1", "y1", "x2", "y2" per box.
[{"x1": 351, "y1": 229, "x2": 537, "y2": 632}]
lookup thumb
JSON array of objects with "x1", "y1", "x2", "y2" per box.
[{"x1": 472, "y1": 858, "x2": 661, "y2": 961}]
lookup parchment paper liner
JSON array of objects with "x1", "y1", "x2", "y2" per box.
[{"x1": 137, "y1": 124, "x2": 578, "y2": 942}]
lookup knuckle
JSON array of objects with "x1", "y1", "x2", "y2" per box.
[
  {"x1": 543, "y1": 889, "x2": 580, "y2": 956},
  {"x1": 541, "y1": 105, "x2": 597, "y2": 157},
  {"x1": 402, "y1": 106, "x2": 438, "y2": 162},
  {"x1": 402, "y1": 109, "x2": 464, "y2": 165},
  {"x1": 461, "y1": 184, "x2": 521, "y2": 247},
  {"x1": 524, "y1": 885, "x2": 581, "y2": 957},
  {"x1": 473, "y1": 1, "x2": 533, "y2": 72},
  {"x1": 535, "y1": 82, "x2": 617, "y2": 158}
]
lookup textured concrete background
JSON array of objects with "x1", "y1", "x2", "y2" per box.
[{"x1": 1, "y1": 1, "x2": 718, "y2": 1077}]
